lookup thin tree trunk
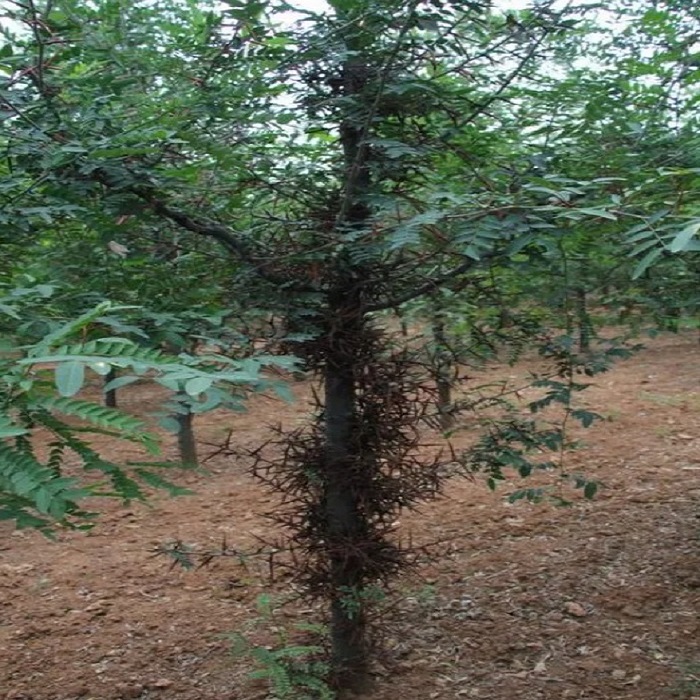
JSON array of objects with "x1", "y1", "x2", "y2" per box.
[
  {"x1": 575, "y1": 288, "x2": 592, "y2": 353},
  {"x1": 432, "y1": 318, "x2": 454, "y2": 430},
  {"x1": 320, "y1": 33, "x2": 381, "y2": 691},
  {"x1": 665, "y1": 306, "x2": 681, "y2": 332},
  {"x1": 104, "y1": 367, "x2": 118, "y2": 408},
  {"x1": 174, "y1": 393, "x2": 198, "y2": 468},
  {"x1": 398, "y1": 310, "x2": 409, "y2": 337},
  {"x1": 497, "y1": 306, "x2": 514, "y2": 330}
]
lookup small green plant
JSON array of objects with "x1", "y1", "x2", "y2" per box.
[
  {"x1": 338, "y1": 584, "x2": 387, "y2": 619},
  {"x1": 414, "y1": 584, "x2": 437, "y2": 607},
  {"x1": 227, "y1": 594, "x2": 335, "y2": 700},
  {"x1": 670, "y1": 660, "x2": 700, "y2": 698},
  {"x1": 459, "y1": 333, "x2": 636, "y2": 504}
]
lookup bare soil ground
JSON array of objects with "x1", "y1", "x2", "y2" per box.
[{"x1": 1, "y1": 332, "x2": 699, "y2": 700}]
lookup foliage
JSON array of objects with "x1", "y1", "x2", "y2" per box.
[
  {"x1": 0, "y1": 296, "x2": 294, "y2": 534},
  {"x1": 670, "y1": 660, "x2": 700, "y2": 698},
  {"x1": 0, "y1": 300, "x2": 158, "y2": 534},
  {"x1": 227, "y1": 594, "x2": 334, "y2": 700},
  {"x1": 459, "y1": 332, "x2": 639, "y2": 505}
]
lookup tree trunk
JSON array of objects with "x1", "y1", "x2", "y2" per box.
[
  {"x1": 432, "y1": 318, "x2": 454, "y2": 430},
  {"x1": 397, "y1": 310, "x2": 409, "y2": 337},
  {"x1": 497, "y1": 306, "x2": 514, "y2": 330},
  {"x1": 322, "y1": 293, "x2": 370, "y2": 692},
  {"x1": 575, "y1": 287, "x2": 592, "y2": 353},
  {"x1": 174, "y1": 393, "x2": 198, "y2": 468},
  {"x1": 320, "y1": 34, "x2": 379, "y2": 692},
  {"x1": 104, "y1": 367, "x2": 118, "y2": 408},
  {"x1": 664, "y1": 305, "x2": 681, "y2": 332}
]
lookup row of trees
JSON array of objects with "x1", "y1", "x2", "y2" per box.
[{"x1": 1, "y1": 0, "x2": 698, "y2": 693}]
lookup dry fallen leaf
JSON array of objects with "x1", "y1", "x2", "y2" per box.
[
  {"x1": 533, "y1": 659, "x2": 548, "y2": 674},
  {"x1": 564, "y1": 601, "x2": 587, "y2": 618},
  {"x1": 621, "y1": 604, "x2": 645, "y2": 618}
]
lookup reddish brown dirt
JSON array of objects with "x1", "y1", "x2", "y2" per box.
[{"x1": 1, "y1": 333, "x2": 699, "y2": 700}]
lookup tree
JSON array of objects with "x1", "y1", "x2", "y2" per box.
[{"x1": 1, "y1": 0, "x2": 642, "y2": 691}]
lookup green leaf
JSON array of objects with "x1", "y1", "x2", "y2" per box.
[
  {"x1": 389, "y1": 210, "x2": 443, "y2": 250},
  {"x1": 54, "y1": 361, "x2": 86, "y2": 397},
  {"x1": 370, "y1": 138, "x2": 420, "y2": 158},
  {"x1": 570, "y1": 409, "x2": 602, "y2": 428},
  {"x1": 45, "y1": 397, "x2": 149, "y2": 438},
  {"x1": 465, "y1": 244, "x2": 481, "y2": 260},
  {"x1": 155, "y1": 376, "x2": 182, "y2": 392},
  {"x1": 0, "y1": 416, "x2": 28, "y2": 438},
  {"x1": 583, "y1": 481, "x2": 598, "y2": 499},
  {"x1": 32, "y1": 302, "x2": 114, "y2": 352},
  {"x1": 184, "y1": 376, "x2": 213, "y2": 396},
  {"x1": 668, "y1": 221, "x2": 700, "y2": 253},
  {"x1": 272, "y1": 383, "x2": 295, "y2": 403},
  {"x1": 632, "y1": 247, "x2": 663, "y2": 279},
  {"x1": 629, "y1": 237, "x2": 659, "y2": 258},
  {"x1": 576, "y1": 207, "x2": 617, "y2": 221},
  {"x1": 158, "y1": 416, "x2": 182, "y2": 433},
  {"x1": 89, "y1": 361, "x2": 112, "y2": 376},
  {"x1": 34, "y1": 487, "x2": 53, "y2": 514},
  {"x1": 103, "y1": 375, "x2": 140, "y2": 392}
]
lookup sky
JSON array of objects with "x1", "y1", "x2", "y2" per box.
[
  {"x1": 284, "y1": 0, "x2": 541, "y2": 12},
  {"x1": 280, "y1": 0, "x2": 605, "y2": 16},
  {"x1": 276, "y1": 0, "x2": 607, "y2": 31}
]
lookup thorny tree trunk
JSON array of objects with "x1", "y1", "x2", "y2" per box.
[
  {"x1": 497, "y1": 306, "x2": 514, "y2": 330},
  {"x1": 322, "y1": 47, "x2": 375, "y2": 691},
  {"x1": 323, "y1": 289, "x2": 370, "y2": 690}
]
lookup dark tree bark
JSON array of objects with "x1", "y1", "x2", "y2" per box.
[
  {"x1": 322, "y1": 289, "x2": 370, "y2": 690},
  {"x1": 174, "y1": 392, "x2": 198, "y2": 468},
  {"x1": 497, "y1": 307, "x2": 514, "y2": 330},
  {"x1": 103, "y1": 367, "x2": 118, "y2": 408},
  {"x1": 318, "y1": 42, "x2": 378, "y2": 691},
  {"x1": 432, "y1": 317, "x2": 454, "y2": 430}
]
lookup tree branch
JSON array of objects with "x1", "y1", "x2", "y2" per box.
[
  {"x1": 458, "y1": 27, "x2": 549, "y2": 129},
  {"x1": 128, "y1": 185, "x2": 317, "y2": 292},
  {"x1": 365, "y1": 252, "x2": 497, "y2": 312}
]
